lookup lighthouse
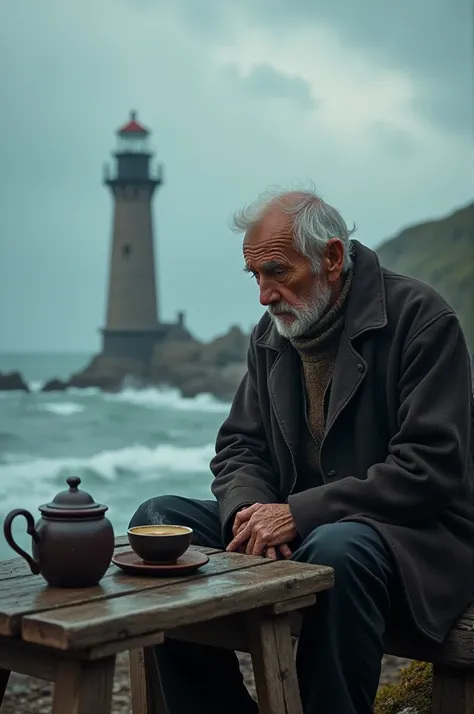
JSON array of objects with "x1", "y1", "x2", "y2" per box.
[
  {"x1": 102, "y1": 111, "x2": 164, "y2": 362},
  {"x1": 65, "y1": 111, "x2": 190, "y2": 391}
]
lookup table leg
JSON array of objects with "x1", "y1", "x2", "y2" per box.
[
  {"x1": 130, "y1": 646, "x2": 167, "y2": 714},
  {"x1": 0, "y1": 668, "x2": 10, "y2": 705},
  {"x1": 247, "y1": 613, "x2": 302, "y2": 714},
  {"x1": 432, "y1": 664, "x2": 474, "y2": 714},
  {"x1": 52, "y1": 656, "x2": 115, "y2": 714}
]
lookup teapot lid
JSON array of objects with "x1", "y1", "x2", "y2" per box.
[{"x1": 39, "y1": 477, "x2": 108, "y2": 518}]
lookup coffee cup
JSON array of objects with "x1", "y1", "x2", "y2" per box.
[{"x1": 127, "y1": 524, "x2": 193, "y2": 564}]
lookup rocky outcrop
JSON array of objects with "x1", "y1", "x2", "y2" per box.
[
  {"x1": 0, "y1": 371, "x2": 29, "y2": 392},
  {"x1": 41, "y1": 378, "x2": 68, "y2": 392},
  {"x1": 178, "y1": 363, "x2": 247, "y2": 401},
  {"x1": 34, "y1": 326, "x2": 250, "y2": 401},
  {"x1": 199, "y1": 326, "x2": 249, "y2": 366},
  {"x1": 150, "y1": 325, "x2": 248, "y2": 400},
  {"x1": 375, "y1": 660, "x2": 430, "y2": 714},
  {"x1": 67, "y1": 355, "x2": 150, "y2": 392}
]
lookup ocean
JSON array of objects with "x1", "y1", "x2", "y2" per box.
[{"x1": 0, "y1": 353, "x2": 230, "y2": 563}]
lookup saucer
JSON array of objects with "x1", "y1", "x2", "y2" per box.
[{"x1": 112, "y1": 549, "x2": 210, "y2": 576}]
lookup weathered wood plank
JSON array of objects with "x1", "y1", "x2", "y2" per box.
[
  {"x1": 164, "y1": 596, "x2": 316, "y2": 653},
  {"x1": 264, "y1": 594, "x2": 316, "y2": 615},
  {"x1": 52, "y1": 655, "x2": 115, "y2": 714},
  {"x1": 130, "y1": 648, "x2": 151, "y2": 714},
  {"x1": 114, "y1": 535, "x2": 131, "y2": 549},
  {"x1": 247, "y1": 614, "x2": 288, "y2": 714},
  {"x1": 0, "y1": 538, "x2": 130, "y2": 582},
  {"x1": 247, "y1": 612, "x2": 302, "y2": 714},
  {"x1": 432, "y1": 665, "x2": 474, "y2": 714},
  {"x1": 0, "y1": 544, "x2": 220, "y2": 596},
  {"x1": 0, "y1": 541, "x2": 219, "y2": 583},
  {"x1": 271, "y1": 614, "x2": 303, "y2": 714},
  {"x1": 83, "y1": 630, "x2": 165, "y2": 661},
  {"x1": 0, "y1": 638, "x2": 58, "y2": 680},
  {"x1": 165, "y1": 593, "x2": 316, "y2": 652},
  {"x1": 130, "y1": 647, "x2": 166, "y2": 714},
  {"x1": 0, "y1": 557, "x2": 43, "y2": 583},
  {"x1": 22, "y1": 561, "x2": 334, "y2": 651},
  {"x1": 384, "y1": 611, "x2": 474, "y2": 668},
  {"x1": 0, "y1": 631, "x2": 164, "y2": 681},
  {"x1": 0, "y1": 550, "x2": 263, "y2": 636},
  {"x1": 166, "y1": 614, "x2": 249, "y2": 652}
]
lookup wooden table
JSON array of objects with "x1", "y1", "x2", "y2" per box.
[{"x1": 0, "y1": 536, "x2": 334, "y2": 714}]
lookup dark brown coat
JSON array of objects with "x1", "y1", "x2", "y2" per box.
[{"x1": 210, "y1": 240, "x2": 474, "y2": 642}]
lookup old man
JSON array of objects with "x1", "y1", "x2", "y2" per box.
[{"x1": 130, "y1": 189, "x2": 474, "y2": 714}]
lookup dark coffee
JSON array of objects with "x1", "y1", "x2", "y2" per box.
[
  {"x1": 129, "y1": 525, "x2": 190, "y2": 537},
  {"x1": 127, "y1": 524, "x2": 193, "y2": 564}
]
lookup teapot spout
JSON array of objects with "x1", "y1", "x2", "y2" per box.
[{"x1": 3, "y1": 509, "x2": 41, "y2": 575}]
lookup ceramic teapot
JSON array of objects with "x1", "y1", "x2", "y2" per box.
[{"x1": 3, "y1": 476, "x2": 115, "y2": 588}]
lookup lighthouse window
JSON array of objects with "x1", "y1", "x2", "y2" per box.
[{"x1": 122, "y1": 244, "x2": 131, "y2": 259}]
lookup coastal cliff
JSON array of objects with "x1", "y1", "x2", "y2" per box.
[{"x1": 376, "y1": 201, "x2": 473, "y2": 352}]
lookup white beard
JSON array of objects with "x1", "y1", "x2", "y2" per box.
[{"x1": 267, "y1": 281, "x2": 333, "y2": 339}]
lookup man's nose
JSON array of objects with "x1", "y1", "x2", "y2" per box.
[{"x1": 259, "y1": 285, "x2": 281, "y2": 306}]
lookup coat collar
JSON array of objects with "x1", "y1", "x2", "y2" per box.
[{"x1": 256, "y1": 239, "x2": 387, "y2": 351}]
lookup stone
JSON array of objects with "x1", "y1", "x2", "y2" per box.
[
  {"x1": 68, "y1": 355, "x2": 149, "y2": 391},
  {"x1": 42, "y1": 325, "x2": 251, "y2": 401},
  {"x1": 149, "y1": 326, "x2": 249, "y2": 400},
  {"x1": 179, "y1": 363, "x2": 247, "y2": 401},
  {"x1": 199, "y1": 325, "x2": 249, "y2": 366},
  {"x1": 374, "y1": 660, "x2": 431, "y2": 714},
  {"x1": 41, "y1": 378, "x2": 68, "y2": 392},
  {"x1": 0, "y1": 371, "x2": 29, "y2": 392}
]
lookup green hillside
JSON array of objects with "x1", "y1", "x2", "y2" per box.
[{"x1": 376, "y1": 202, "x2": 474, "y2": 352}]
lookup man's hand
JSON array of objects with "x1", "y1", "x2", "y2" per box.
[
  {"x1": 232, "y1": 503, "x2": 264, "y2": 537},
  {"x1": 232, "y1": 503, "x2": 293, "y2": 560},
  {"x1": 263, "y1": 544, "x2": 293, "y2": 560},
  {"x1": 227, "y1": 503, "x2": 297, "y2": 557},
  {"x1": 232, "y1": 504, "x2": 292, "y2": 559}
]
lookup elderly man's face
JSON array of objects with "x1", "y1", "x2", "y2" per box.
[{"x1": 243, "y1": 207, "x2": 344, "y2": 338}]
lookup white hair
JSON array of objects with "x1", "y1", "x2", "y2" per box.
[{"x1": 231, "y1": 184, "x2": 356, "y2": 274}]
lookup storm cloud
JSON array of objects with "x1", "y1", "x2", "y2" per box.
[{"x1": 0, "y1": 0, "x2": 472, "y2": 350}]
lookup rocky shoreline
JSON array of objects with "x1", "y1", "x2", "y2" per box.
[
  {"x1": 0, "y1": 325, "x2": 250, "y2": 402},
  {"x1": 2, "y1": 650, "x2": 409, "y2": 713}
]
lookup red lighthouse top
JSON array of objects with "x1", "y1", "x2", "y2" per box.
[{"x1": 117, "y1": 111, "x2": 149, "y2": 136}]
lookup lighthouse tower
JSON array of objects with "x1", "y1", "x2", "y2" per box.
[{"x1": 102, "y1": 111, "x2": 163, "y2": 362}]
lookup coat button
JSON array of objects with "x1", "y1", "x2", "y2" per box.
[
  {"x1": 327, "y1": 469, "x2": 337, "y2": 478},
  {"x1": 357, "y1": 363, "x2": 364, "y2": 373}
]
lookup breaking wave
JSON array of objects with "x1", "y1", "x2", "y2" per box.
[
  {"x1": 0, "y1": 442, "x2": 215, "y2": 487},
  {"x1": 40, "y1": 402, "x2": 85, "y2": 416},
  {"x1": 106, "y1": 387, "x2": 230, "y2": 413}
]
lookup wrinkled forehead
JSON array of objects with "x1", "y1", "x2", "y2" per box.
[{"x1": 242, "y1": 208, "x2": 300, "y2": 265}]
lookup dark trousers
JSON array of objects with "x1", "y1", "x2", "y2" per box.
[{"x1": 129, "y1": 496, "x2": 397, "y2": 714}]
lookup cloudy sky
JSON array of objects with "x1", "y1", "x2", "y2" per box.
[{"x1": 0, "y1": 0, "x2": 473, "y2": 352}]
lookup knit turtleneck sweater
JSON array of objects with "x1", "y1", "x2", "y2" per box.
[{"x1": 290, "y1": 267, "x2": 353, "y2": 489}]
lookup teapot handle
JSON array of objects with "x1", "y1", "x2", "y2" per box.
[{"x1": 3, "y1": 509, "x2": 41, "y2": 575}]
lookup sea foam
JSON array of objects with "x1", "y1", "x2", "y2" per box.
[
  {"x1": 41, "y1": 402, "x2": 85, "y2": 416},
  {"x1": 106, "y1": 387, "x2": 230, "y2": 413},
  {"x1": 0, "y1": 442, "x2": 215, "y2": 487}
]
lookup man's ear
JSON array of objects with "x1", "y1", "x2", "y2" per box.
[{"x1": 324, "y1": 238, "x2": 344, "y2": 283}]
